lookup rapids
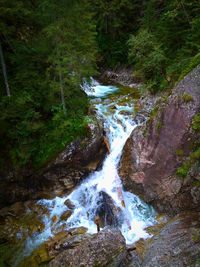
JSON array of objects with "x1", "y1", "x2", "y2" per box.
[{"x1": 24, "y1": 78, "x2": 157, "y2": 258}]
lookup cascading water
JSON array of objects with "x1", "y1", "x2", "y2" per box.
[{"x1": 23, "y1": 79, "x2": 157, "y2": 259}]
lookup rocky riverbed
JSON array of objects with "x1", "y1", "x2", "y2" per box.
[{"x1": 0, "y1": 67, "x2": 200, "y2": 266}]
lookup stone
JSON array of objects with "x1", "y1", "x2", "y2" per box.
[
  {"x1": 142, "y1": 212, "x2": 200, "y2": 267},
  {"x1": 95, "y1": 191, "x2": 122, "y2": 228},
  {"x1": 48, "y1": 229, "x2": 127, "y2": 267},
  {"x1": 119, "y1": 65, "x2": 200, "y2": 215},
  {"x1": 123, "y1": 212, "x2": 200, "y2": 267},
  {"x1": 0, "y1": 112, "x2": 107, "y2": 208},
  {"x1": 52, "y1": 215, "x2": 58, "y2": 223},
  {"x1": 64, "y1": 199, "x2": 75, "y2": 210},
  {"x1": 60, "y1": 210, "x2": 72, "y2": 221},
  {"x1": 22, "y1": 227, "x2": 88, "y2": 266}
]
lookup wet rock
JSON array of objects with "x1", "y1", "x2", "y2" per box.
[
  {"x1": 124, "y1": 212, "x2": 200, "y2": 267},
  {"x1": 22, "y1": 227, "x2": 88, "y2": 266},
  {"x1": 100, "y1": 67, "x2": 136, "y2": 86},
  {"x1": 64, "y1": 199, "x2": 75, "y2": 210},
  {"x1": 48, "y1": 229, "x2": 127, "y2": 267},
  {"x1": 0, "y1": 200, "x2": 46, "y2": 244},
  {"x1": 119, "y1": 65, "x2": 200, "y2": 215},
  {"x1": 52, "y1": 215, "x2": 58, "y2": 223},
  {"x1": 60, "y1": 210, "x2": 72, "y2": 221},
  {"x1": 143, "y1": 212, "x2": 200, "y2": 267},
  {"x1": 119, "y1": 110, "x2": 133, "y2": 116},
  {"x1": 96, "y1": 191, "x2": 122, "y2": 228}
]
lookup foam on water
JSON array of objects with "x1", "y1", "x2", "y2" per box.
[{"x1": 24, "y1": 79, "x2": 156, "y2": 257}]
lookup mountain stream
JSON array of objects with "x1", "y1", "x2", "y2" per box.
[{"x1": 23, "y1": 79, "x2": 157, "y2": 260}]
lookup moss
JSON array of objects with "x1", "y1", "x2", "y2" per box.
[
  {"x1": 178, "y1": 53, "x2": 200, "y2": 81},
  {"x1": 143, "y1": 129, "x2": 147, "y2": 137},
  {"x1": 193, "y1": 229, "x2": 200, "y2": 243},
  {"x1": 150, "y1": 107, "x2": 158, "y2": 119},
  {"x1": 176, "y1": 147, "x2": 200, "y2": 178},
  {"x1": 156, "y1": 121, "x2": 162, "y2": 131},
  {"x1": 79, "y1": 141, "x2": 87, "y2": 148},
  {"x1": 177, "y1": 167, "x2": 188, "y2": 178},
  {"x1": 192, "y1": 113, "x2": 200, "y2": 132},
  {"x1": 193, "y1": 179, "x2": 200, "y2": 187},
  {"x1": 176, "y1": 149, "x2": 184, "y2": 158},
  {"x1": 182, "y1": 93, "x2": 194, "y2": 103}
]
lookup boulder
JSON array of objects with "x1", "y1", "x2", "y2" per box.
[
  {"x1": 95, "y1": 191, "x2": 122, "y2": 228},
  {"x1": 21, "y1": 227, "x2": 89, "y2": 266},
  {"x1": 126, "y1": 212, "x2": 200, "y2": 267},
  {"x1": 48, "y1": 229, "x2": 127, "y2": 267},
  {"x1": 119, "y1": 65, "x2": 200, "y2": 215},
  {"x1": 64, "y1": 199, "x2": 75, "y2": 210}
]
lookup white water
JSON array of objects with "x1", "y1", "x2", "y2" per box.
[{"x1": 24, "y1": 79, "x2": 156, "y2": 257}]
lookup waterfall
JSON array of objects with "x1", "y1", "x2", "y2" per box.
[{"x1": 24, "y1": 79, "x2": 156, "y2": 258}]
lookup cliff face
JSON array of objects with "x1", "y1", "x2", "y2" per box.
[{"x1": 119, "y1": 65, "x2": 200, "y2": 215}]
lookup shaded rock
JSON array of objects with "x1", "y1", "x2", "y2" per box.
[
  {"x1": 52, "y1": 215, "x2": 58, "y2": 223},
  {"x1": 119, "y1": 110, "x2": 133, "y2": 116},
  {"x1": 48, "y1": 229, "x2": 127, "y2": 267},
  {"x1": 119, "y1": 65, "x2": 200, "y2": 215},
  {"x1": 96, "y1": 191, "x2": 122, "y2": 228},
  {"x1": 64, "y1": 199, "x2": 75, "y2": 210},
  {"x1": 22, "y1": 227, "x2": 88, "y2": 266},
  {"x1": 0, "y1": 200, "x2": 46, "y2": 244},
  {"x1": 124, "y1": 212, "x2": 200, "y2": 267},
  {"x1": 60, "y1": 210, "x2": 72, "y2": 221},
  {"x1": 100, "y1": 67, "x2": 136, "y2": 86},
  {"x1": 0, "y1": 113, "x2": 107, "y2": 208},
  {"x1": 143, "y1": 212, "x2": 200, "y2": 267}
]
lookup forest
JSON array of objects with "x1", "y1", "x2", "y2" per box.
[{"x1": 1, "y1": 0, "x2": 200, "y2": 170}]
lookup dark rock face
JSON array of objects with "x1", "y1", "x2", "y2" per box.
[
  {"x1": 126, "y1": 212, "x2": 200, "y2": 267},
  {"x1": 48, "y1": 229, "x2": 127, "y2": 267},
  {"x1": 0, "y1": 117, "x2": 107, "y2": 208},
  {"x1": 119, "y1": 66, "x2": 200, "y2": 215},
  {"x1": 96, "y1": 191, "x2": 122, "y2": 228},
  {"x1": 100, "y1": 67, "x2": 143, "y2": 89}
]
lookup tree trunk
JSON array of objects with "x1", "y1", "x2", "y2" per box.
[{"x1": 0, "y1": 42, "x2": 11, "y2": 96}]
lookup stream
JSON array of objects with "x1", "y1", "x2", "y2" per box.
[
  {"x1": 3, "y1": 79, "x2": 158, "y2": 266},
  {"x1": 22, "y1": 79, "x2": 156, "y2": 258}
]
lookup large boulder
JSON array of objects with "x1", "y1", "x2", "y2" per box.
[
  {"x1": 126, "y1": 212, "x2": 200, "y2": 267},
  {"x1": 96, "y1": 191, "x2": 123, "y2": 228},
  {"x1": 48, "y1": 229, "x2": 127, "y2": 267},
  {"x1": 119, "y1": 65, "x2": 200, "y2": 215},
  {"x1": 0, "y1": 116, "x2": 107, "y2": 208}
]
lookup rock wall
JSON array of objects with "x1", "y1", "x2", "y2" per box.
[
  {"x1": 0, "y1": 116, "x2": 107, "y2": 208},
  {"x1": 126, "y1": 212, "x2": 200, "y2": 267},
  {"x1": 119, "y1": 65, "x2": 200, "y2": 215}
]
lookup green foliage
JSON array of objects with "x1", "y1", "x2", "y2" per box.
[
  {"x1": 128, "y1": 29, "x2": 167, "y2": 93},
  {"x1": 176, "y1": 149, "x2": 184, "y2": 158},
  {"x1": 89, "y1": 0, "x2": 142, "y2": 67},
  {"x1": 126, "y1": 0, "x2": 200, "y2": 92},
  {"x1": 177, "y1": 167, "x2": 188, "y2": 178},
  {"x1": 156, "y1": 121, "x2": 162, "y2": 130},
  {"x1": 176, "y1": 147, "x2": 200, "y2": 178},
  {"x1": 192, "y1": 113, "x2": 200, "y2": 131},
  {"x1": 179, "y1": 53, "x2": 200, "y2": 81},
  {"x1": 193, "y1": 230, "x2": 200, "y2": 243},
  {"x1": 0, "y1": 0, "x2": 97, "y2": 168},
  {"x1": 150, "y1": 107, "x2": 158, "y2": 119},
  {"x1": 181, "y1": 93, "x2": 194, "y2": 103}
]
